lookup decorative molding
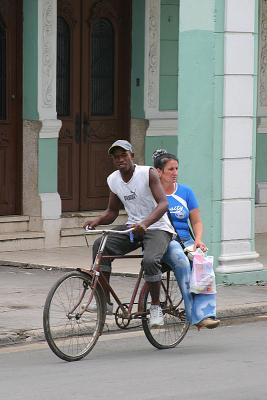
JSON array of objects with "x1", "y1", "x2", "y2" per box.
[
  {"x1": 146, "y1": 118, "x2": 178, "y2": 136},
  {"x1": 39, "y1": 119, "x2": 62, "y2": 139},
  {"x1": 38, "y1": 0, "x2": 57, "y2": 120},
  {"x1": 42, "y1": 0, "x2": 54, "y2": 107},
  {"x1": 0, "y1": 131, "x2": 8, "y2": 146},
  {"x1": 258, "y1": 0, "x2": 267, "y2": 116},
  {"x1": 57, "y1": 0, "x2": 77, "y2": 27},
  {"x1": 90, "y1": 0, "x2": 119, "y2": 21},
  {"x1": 217, "y1": 256, "x2": 263, "y2": 273},
  {"x1": 144, "y1": 0, "x2": 160, "y2": 116},
  {"x1": 145, "y1": 110, "x2": 178, "y2": 120}
]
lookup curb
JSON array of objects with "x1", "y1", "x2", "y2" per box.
[
  {"x1": 1, "y1": 306, "x2": 267, "y2": 348},
  {"x1": 0, "y1": 318, "x2": 142, "y2": 347},
  {"x1": 0, "y1": 260, "x2": 139, "y2": 278}
]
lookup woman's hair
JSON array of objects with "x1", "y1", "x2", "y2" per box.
[{"x1": 152, "y1": 149, "x2": 179, "y2": 170}]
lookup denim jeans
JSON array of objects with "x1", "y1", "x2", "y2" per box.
[
  {"x1": 162, "y1": 238, "x2": 217, "y2": 325},
  {"x1": 93, "y1": 226, "x2": 172, "y2": 282}
]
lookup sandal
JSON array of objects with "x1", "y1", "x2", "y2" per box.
[{"x1": 196, "y1": 318, "x2": 220, "y2": 331}]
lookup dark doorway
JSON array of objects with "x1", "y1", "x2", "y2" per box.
[
  {"x1": 0, "y1": 0, "x2": 22, "y2": 215},
  {"x1": 57, "y1": 0, "x2": 131, "y2": 211}
]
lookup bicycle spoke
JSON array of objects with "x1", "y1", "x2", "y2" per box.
[
  {"x1": 142, "y1": 271, "x2": 189, "y2": 349},
  {"x1": 43, "y1": 271, "x2": 105, "y2": 361}
]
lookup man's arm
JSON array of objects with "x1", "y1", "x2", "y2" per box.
[
  {"x1": 139, "y1": 168, "x2": 168, "y2": 230},
  {"x1": 83, "y1": 191, "x2": 122, "y2": 229}
]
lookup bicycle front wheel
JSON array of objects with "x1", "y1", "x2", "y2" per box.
[
  {"x1": 43, "y1": 271, "x2": 106, "y2": 362},
  {"x1": 141, "y1": 270, "x2": 190, "y2": 349}
]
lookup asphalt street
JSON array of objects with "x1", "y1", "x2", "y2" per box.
[{"x1": 0, "y1": 320, "x2": 267, "y2": 400}]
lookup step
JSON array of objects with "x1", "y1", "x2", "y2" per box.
[
  {"x1": 61, "y1": 210, "x2": 127, "y2": 229},
  {"x1": 0, "y1": 215, "x2": 30, "y2": 234},
  {"x1": 60, "y1": 225, "x2": 121, "y2": 247},
  {"x1": 0, "y1": 231, "x2": 45, "y2": 252},
  {"x1": 60, "y1": 211, "x2": 128, "y2": 247}
]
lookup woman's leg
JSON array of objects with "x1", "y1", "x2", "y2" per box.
[
  {"x1": 191, "y1": 293, "x2": 217, "y2": 325},
  {"x1": 183, "y1": 239, "x2": 218, "y2": 325},
  {"x1": 162, "y1": 240, "x2": 193, "y2": 323}
]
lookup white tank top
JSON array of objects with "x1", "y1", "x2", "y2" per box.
[{"x1": 107, "y1": 165, "x2": 175, "y2": 234}]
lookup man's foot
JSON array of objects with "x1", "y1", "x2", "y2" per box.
[
  {"x1": 196, "y1": 318, "x2": 220, "y2": 330},
  {"x1": 149, "y1": 305, "x2": 164, "y2": 328},
  {"x1": 82, "y1": 301, "x2": 113, "y2": 315}
]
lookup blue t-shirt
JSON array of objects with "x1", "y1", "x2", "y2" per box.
[{"x1": 167, "y1": 183, "x2": 199, "y2": 241}]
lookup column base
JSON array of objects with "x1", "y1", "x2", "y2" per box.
[
  {"x1": 216, "y1": 269, "x2": 267, "y2": 285},
  {"x1": 217, "y1": 251, "x2": 263, "y2": 273},
  {"x1": 40, "y1": 192, "x2": 62, "y2": 248}
]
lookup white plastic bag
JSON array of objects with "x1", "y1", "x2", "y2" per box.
[{"x1": 189, "y1": 253, "x2": 216, "y2": 294}]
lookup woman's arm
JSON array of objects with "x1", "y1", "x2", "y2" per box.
[{"x1": 189, "y1": 208, "x2": 207, "y2": 251}]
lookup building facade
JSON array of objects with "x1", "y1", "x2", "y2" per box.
[{"x1": 0, "y1": 0, "x2": 267, "y2": 283}]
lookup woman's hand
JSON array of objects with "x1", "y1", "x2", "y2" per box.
[{"x1": 194, "y1": 240, "x2": 207, "y2": 252}]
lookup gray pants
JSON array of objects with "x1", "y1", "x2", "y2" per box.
[{"x1": 92, "y1": 226, "x2": 172, "y2": 282}]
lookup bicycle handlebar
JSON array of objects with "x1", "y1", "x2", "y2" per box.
[{"x1": 84, "y1": 227, "x2": 135, "y2": 235}]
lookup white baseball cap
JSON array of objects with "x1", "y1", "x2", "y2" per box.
[{"x1": 108, "y1": 140, "x2": 133, "y2": 155}]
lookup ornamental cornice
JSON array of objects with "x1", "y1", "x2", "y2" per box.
[
  {"x1": 144, "y1": 0, "x2": 160, "y2": 117},
  {"x1": 41, "y1": 0, "x2": 55, "y2": 109},
  {"x1": 147, "y1": 0, "x2": 160, "y2": 109}
]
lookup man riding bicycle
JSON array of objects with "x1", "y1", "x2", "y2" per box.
[{"x1": 83, "y1": 140, "x2": 175, "y2": 327}]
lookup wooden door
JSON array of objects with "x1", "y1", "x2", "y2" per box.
[
  {"x1": 0, "y1": 0, "x2": 22, "y2": 215},
  {"x1": 57, "y1": 0, "x2": 131, "y2": 212}
]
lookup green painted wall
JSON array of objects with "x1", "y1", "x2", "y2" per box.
[
  {"x1": 159, "y1": 0, "x2": 179, "y2": 110},
  {"x1": 177, "y1": 0, "x2": 224, "y2": 263},
  {"x1": 23, "y1": 0, "x2": 38, "y2": 120},
  {"x1": 131, "y1": 0, "x2": 145, "y2": 118},
  {"x1": 38, "y1": 139, "x2": 58, "y2": 193},
  {"x1": 145, "y1": 136, "x2": 178, "y2": 166},
  {"x1": 256, "y1": 134, "x2": 267, "y2": 182}
]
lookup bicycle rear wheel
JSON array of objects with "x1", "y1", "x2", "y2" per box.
[
  {"x1": 141, "y1": 270, "x2": 190, "y2": 349},
  {"x1": 43, "y1": 271, "x2": 106, "y2": 361}
]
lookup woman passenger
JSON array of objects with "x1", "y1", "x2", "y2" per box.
[{"x1": 153, "y1": 149, "x2": 220, "y2": 329}]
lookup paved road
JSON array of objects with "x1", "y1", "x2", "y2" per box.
[{"x1": 1, "y1": 320, "x2": 267, "y2": 400}]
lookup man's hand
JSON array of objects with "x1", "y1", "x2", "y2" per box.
[
  {"x1": 132, "y1": 223, "x2": 147, "y2": 235},
  {"x1": 83, "y1": 220, "x2": 98, "y2": 230}
]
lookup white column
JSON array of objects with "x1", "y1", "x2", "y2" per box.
[
  {"x1": 144, "y1": 0, "x2": 177, "y2": 137},
  {"x1": 38, "y1": 0, "x2": 62, "y2": 247},
  {"x1": 217, "y1": 0, "x2": 263, "y2": 273}
]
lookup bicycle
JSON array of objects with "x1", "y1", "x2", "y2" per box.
[{"x1": 43, "y1": 228, "x2": 190, "y2": 362}]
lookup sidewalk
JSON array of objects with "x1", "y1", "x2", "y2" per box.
[
  {"x1": 0, "y1": 232, "x2": 266, "y2": 273},
  {"x1": 0, "y1": 244, "x2": 267, "y2": 347}
]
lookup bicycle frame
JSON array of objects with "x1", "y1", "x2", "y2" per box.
[
  {"x1": 81, "y1": 228, "x2": 177, "y2": 321},
  {"x1": 81, "y1": 228, "x2": 148, "y2": 320}
]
